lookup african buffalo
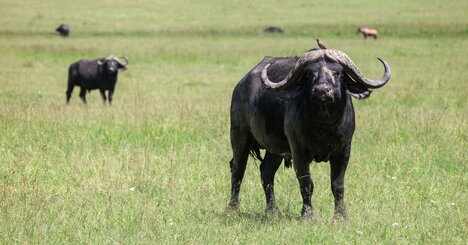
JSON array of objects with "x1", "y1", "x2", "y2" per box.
[
  {"x1": 66, "y1": 55, "x2": 128, "y2": 104},
  {"x1": 228, "y1": 48, "x2": 391, "y2": 219},
  {"x1": 264, "y1": 26, "x2": 284, "y2": 33},
  {"x1": 56, "y1": 24, "x2": 70, "y2": 37}
]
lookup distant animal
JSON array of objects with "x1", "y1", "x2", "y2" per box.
[
  {"x1": 55, "y1": 24, "x2": 70, "y2": 37},
  {"x1": 264, "y1": 26, "x2": 284, "y2": 33},
  {"x1": 316, "y1": 38, "x2": 327, "y2": 49},
  {"x1": 227, "y1": 49, "x2": 391, "y2": 219},
  {"x1": 357, "y1": 27, "x2": 378, "y2": 40},
  {"x1": 66, "y1": 55, "x2": 128, "y2": 104}
]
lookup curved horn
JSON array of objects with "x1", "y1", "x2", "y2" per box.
[
  {"x1": 97, "y1": 57, "x2": 106, "y2": 65},
  {"x1": 98, "y1": 55, "x2": 115, "y2": 65},
  {"x1": 261, "y1": 50, "x2": 325, "y2": 89},
  {"x1": 324, "y1": 50, "x2": 391, "y2": 89},
  {"x1": 119, "y1": 56, "x2": 128, "y2": 66}
]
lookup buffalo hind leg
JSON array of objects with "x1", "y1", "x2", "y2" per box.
[
  {"x1": 260, "y1": 152, "x2": 283, "y2": 212},
  {"x1": 79, "y1": 87, "x2": 87, "y2": 104},
  {"x1": 330, "y1": 145, "x2": 350, "y2": 220},
  {"x1": 228, "y1": 130, "x2": 252, "y2": 210}
]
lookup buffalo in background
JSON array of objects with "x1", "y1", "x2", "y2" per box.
[
  {"x1": 55, "y1": 24, "x2": 70, "y2": 37},
  {"x1": 228, "y1": 48, "x2": 391, "y2": 219},
  {"x1": 264, "y1": 26, "x2": 284, "y2": 33},
  {"x1": 66, "y1": 55, "x2": 128, "y2": 104}
]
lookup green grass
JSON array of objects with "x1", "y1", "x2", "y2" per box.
[{"x1": 0, "y1": 0, "x2": 467, "y2": 243}]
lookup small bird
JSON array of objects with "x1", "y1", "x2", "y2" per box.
[{"x1": 316, "y1": 38, "x2": 327, "y2": 49}]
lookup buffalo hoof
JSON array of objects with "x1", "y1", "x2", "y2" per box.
[
  {"x1": 301, "y1": 206, "x2": 315, "y2": 221},
  {"x1": 332, "y1": 211, "x2": 348, "y2": 221},
  {"x1": 265, "y1": 206, "x2": 284, "y2": 217},
  {"x1": 226, "y1": 201, "x2": 240, "y2": 212}
]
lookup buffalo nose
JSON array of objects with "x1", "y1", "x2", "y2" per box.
[{"x1": 312, "y1": 83, "x2": 332, "y2": 95}]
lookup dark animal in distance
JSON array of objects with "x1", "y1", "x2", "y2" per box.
[
  {"x1": 264, "y1": 26, "x2": 284, "y2": 33},
  {"x1": 357, "y1": 27, "x2": 378, "y2": 40},
  {"x1": 55, "y1": 24, "x2": 70, "y2": 37},
  {"x1": 316, "y1": 38, "x2": 327, "y2": 49},
  {"x1": 228, "y1": 49, "x2": 391, "y2": 219},
  {"x1": 66, "y1": 55, "x2": 128, "y2": 104}
]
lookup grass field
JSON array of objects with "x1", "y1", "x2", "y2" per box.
[{"x1": 0, "y1": 0, "x2": 467, "y2": 243}]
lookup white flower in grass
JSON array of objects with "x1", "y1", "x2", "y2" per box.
[
  {"x1": 129, "y1": 187, "x2": 136, "y2": 192},
  {"x1": 386, "y1": 175, "x2": 397, "y2": 180},
  {"x1": 356, "y1": 230, "x2": 363, "y2": 235},
  {"x1": 449, "y1": 202, "x2": 455, "y2": 206},
  {"x1": 430, "y1": 200, "x2": 437, "y2": 204},
  {"x1": 392, "y1": 222, "x2": 399, "y2": 227}
]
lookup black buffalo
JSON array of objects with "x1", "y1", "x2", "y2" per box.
[
  {"x1": 66, "y1": 55, "x2": 128, "y2": 104},
  {"x1": 55, "y1": 24, "x2": 70, "y2": 37},
  {"x1": 264, "y1": 26, "x2": 284, "y2": 33},
  {"x1": 228, "y1": 49, "x2": 391, "y2": 219}
]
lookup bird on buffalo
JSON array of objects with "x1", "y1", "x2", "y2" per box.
[{"x1": 316, "y1": 38, "x2": 327, "y2": 49}]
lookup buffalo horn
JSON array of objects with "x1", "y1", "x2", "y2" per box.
[
  {"x1": 325, "y1": 50, "x2": 391, "y2": 89},
  {"x1": 119, "y1": 56, "x2": 128, "y2": 67},
  {"x1": 261, "y1": 51, "x2": 324, "y2": 89},
  {"x1": 97, "y1": 57, "x2": 107, "y2": 65},
  {"x1": 261, "y1": 49, "x2": 391, "y2": 89}
]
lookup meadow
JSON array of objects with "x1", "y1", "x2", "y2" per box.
[{"x1": 0, "y1": 0, "x2": 467, "y2": 243}]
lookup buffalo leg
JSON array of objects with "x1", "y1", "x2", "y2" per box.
[
  {"x1": 330, "y1": 146, "x2": 350, "y2": 220},
  {"x1": 65, "y1": 84, "x2": 74, "y2": 104},
  {"x1": 228, "y1": 130, "x2": 252, "y2": 210},
  {"x1": 108, "y1": 89, "x2": 114, "y2": 105},
  {"x1": 79, "y1": 87, "x2": 87, "y2": 104},
  {"x1": 293, "y1": 158, "x2": 313, "y2": 218},
  {"x1": 99, "y1": 89, "x2": 107, "y2": 104},
  {"x1": 260, "y1": 152, "x2": 283, "y2": 211}
]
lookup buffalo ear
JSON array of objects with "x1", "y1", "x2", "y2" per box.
[{"x1": 344, "y1": 73, "x2": 371, "y2": 99}]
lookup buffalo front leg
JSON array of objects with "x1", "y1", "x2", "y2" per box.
[
  {"x1": 228, "y1": 131, "x2": 252, "y2": 211},
  {"x1": 108, "y1": 89, "x2": 114, "y2": 105},
  {"x1": 330, "y1": 145, "x2": 351, "y2": 220},
  {"x1": 65, "y1": 84, "x2": 74, "y2": 104},
  {"x1": 79, "y1": 87, "x2": 87, "y2": 104},
  {"x1": 293, "y1": 158, "x2": 313, "y2": 218},
  {"x1": 260, "y1": 152, "x2": 283, "y2": 212},
  {"x1": 99, "y1": 89, "x2": 107, "y2": 104}
]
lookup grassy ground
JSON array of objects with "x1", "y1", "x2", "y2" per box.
[{"x1": 0, "y1": 0, "x2": 467, "y2": 243}]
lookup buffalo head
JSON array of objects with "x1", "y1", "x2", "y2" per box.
[
  {"x1": 261, "y1": 49, "x2": 391, "y2": 104},
  {"x1": 97, "y1": 55, "x2": 128, "y2": 74}
]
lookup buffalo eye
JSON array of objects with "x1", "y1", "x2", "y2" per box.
[{"x1": 332, "y1": 71, "x2": 342, "y2": 77}]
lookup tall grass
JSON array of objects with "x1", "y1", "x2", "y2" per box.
[{"x1": 0, "y1": 0, "x2": 467, "y2": 243}]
